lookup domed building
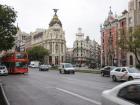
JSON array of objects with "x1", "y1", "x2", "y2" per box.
[{"x1": 44, "y1": 9, "x2": 66, "y2": 65}]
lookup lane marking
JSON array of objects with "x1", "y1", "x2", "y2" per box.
[{"x1": 56, "y1": 88, "x2": 101, "y2": 105}]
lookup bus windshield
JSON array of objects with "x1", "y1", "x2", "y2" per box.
[
  {"x1": 16, "y1": 62, "x2": 28, "y2": 68},
  {"x1": 16, "y1": 53, "x2": 27, "y2": 59}
]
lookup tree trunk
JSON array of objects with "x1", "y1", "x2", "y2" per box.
[{"x1": 134, "y1": 49, "x2": 140, "y2": 64}]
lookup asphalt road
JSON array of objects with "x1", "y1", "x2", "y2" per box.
[{"x1": 0, "y1": 68, "x2": 122, "y2": 105}]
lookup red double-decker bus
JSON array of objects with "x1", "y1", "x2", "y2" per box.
[{"x1": 1, "y1": 51, "x2": 29, "y2": 74}]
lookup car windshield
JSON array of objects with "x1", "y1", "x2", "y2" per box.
[
  {"x1": 127, "y1": 68, "x2": 140, "y2": 73},
  {"x1": 16, "y1": 62, "x2": 28, "y2": 68},
  {"x1": 64, "y1": 64, "x2": 73, "y2": 68},
  {"x1": 0, "y1": 66, "x2": 6, "y2": 70}
]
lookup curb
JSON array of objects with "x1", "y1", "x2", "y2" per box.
[{"x1": 0, "y1": 83, "x2": 10, "y2": 105}]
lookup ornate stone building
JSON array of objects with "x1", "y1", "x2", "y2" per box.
[
  {"x1": 44, "y1": 9, "x2": 66, "y2": 65},
  {"x1": 100, "y1": 7, "x2": 118, "y2": 67},
  {"x1": 101, "y1": 0, "x2": 140, "y2": 67}
]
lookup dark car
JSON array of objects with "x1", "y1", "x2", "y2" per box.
[
  {"x1": 39, "y1": 65, "x2": 49, "y2": 71},
  {"x1": 88, "y1": 63, "x2": 96, "y2": 69},
  {"x1": 100, "y1": 66, "x2": 116, "y2": 77}
]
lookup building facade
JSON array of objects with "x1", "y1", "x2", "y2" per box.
[
  {"x1": 126, "y1": 0, "x2": 140, "y2": 66},
  {"x1": 65, "y1": 48, "x2": 73, "y2": 63},
  {"x1": 14, "y1": 26, "x2": 29, "y2": 51},
  {"x1": 100, "y1": 8, "x2": 118, "y2": 67},
  {"x1": 24, "y1": 10, "x2": 66, "y2": 65},
  {"x1": 73, "y1": 28, "x2": 100, "y2": 66},
  {"x1": 101, "y1": 0, "x2": 140, "y2": 67},
  {"x1": 44, "y1": 10, "x2": 66, "y2": 65}
]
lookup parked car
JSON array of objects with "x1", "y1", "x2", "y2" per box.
[
  {"x1": 47, "y1": 65, "x2": 52, "y2": 69},
  {"x1": 101, "y1": 80, "x2": 140, "y2": 105},
  {"x1": 88, "y1": 63, "x2": 96, "y2": 69},
  {"x1": 58, "y1": 63, "x2": 75, "y2": 74},
  {"x1": 110, "y1": 67, "x2": 140, "y2": 81},
  {"x1": 39, "y1": 64, "x2": 49, "y2": 71},
  {"x1": 100, "y1": 66, "x2": 116, "y2": 77},
  {"x1": 0, "y1": 65, "x2": 8, "y2": 75}
]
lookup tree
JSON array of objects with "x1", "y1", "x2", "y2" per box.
[
  {"x1": 0, "y1": 4, "x2": 17, "y2": 51},
  {"x1": 118, "y1": 26, "x2": 140, "y2": 64},
  {"x1": 27, "y1": 46, "x2": 49, "y2": 63}
]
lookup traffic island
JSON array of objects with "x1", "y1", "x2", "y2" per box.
[
  {"x1": 51, "y1": 68, "x2": 101, "y2": 74},
  {"x1": 75, "y1": 68, "x2": 101, "y2": 74}
]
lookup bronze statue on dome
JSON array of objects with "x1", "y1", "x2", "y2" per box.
[{"x1": 53, "y1": 9, "x2": 59, "y2": 15}]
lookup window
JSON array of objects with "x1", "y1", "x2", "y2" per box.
[
  {"x1": 129, "y1": 17, "x2": 132, "y2": 24},
  {"x1": 16, "y1": 53, "x2": 27, "y2": 59},
  {"x1": 118, "y1": 84, "x2": 140, "y2": 104},
  {"x1": 16, "y1": 62, "x2": 27, "y2": 68},
  {"x1": 115, "y1": 68, "x2": 121, "y2": 72},
  {"x1": 122, "y1": 68, "x2": 126, "y2": 72}
]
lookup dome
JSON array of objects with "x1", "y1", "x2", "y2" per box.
[{"x1": 49, "y1": 13, "x2": 62, "y2": 27}]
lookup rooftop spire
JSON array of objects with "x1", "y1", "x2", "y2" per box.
[{"x1": 109, "y1": 6, "x2": 113, "y2": 16}]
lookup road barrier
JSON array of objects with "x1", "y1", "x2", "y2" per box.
[{"x1": 0, "y1": 83, "x2": 10, "y2": 105}]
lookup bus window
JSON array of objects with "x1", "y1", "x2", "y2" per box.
[
  {"x1": 16, "y1": 62, "x2": 28, "y2": 68},
  {"x1": 16, "y1": 53, "x2": 27, "y2": 59}
]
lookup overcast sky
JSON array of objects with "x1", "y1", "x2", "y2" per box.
[{"x1": 0, "y1": 0, "x2": 129, "y2": 48}]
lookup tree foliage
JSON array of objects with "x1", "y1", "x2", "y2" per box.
[
  {"x1": 118, "y1": 26, "x2": 140, "y2": 64},
  {"x1": 27, "y1": 46, "x2": 49, "y2": 63},
  {"x1": 0, "y1": 4, "x2": 17, "y2": 51}
]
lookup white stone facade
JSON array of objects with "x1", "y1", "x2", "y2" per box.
[
  {"x1": 14, "y1": 27, "x2": 29, "y2": 51},
  {"x1": 73, "y1": 28, "x2": 100, "y2": 66},
  {"x1": 24, "y1": 10, "x2": 66, "y2": 65},
  {"x1": 45, "y1": 24, "x2": 66, "y2": 65}
]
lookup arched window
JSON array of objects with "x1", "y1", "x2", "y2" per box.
[{"x1": 130, "y1": 55, "x2": 133, "y2": 65}]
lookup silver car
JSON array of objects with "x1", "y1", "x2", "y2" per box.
[
  {"x1": 0, "y1": 65, "x2": 8, "y2": 75},
  {"x1": 58, "y1": 63, "x2": 75, "y2": 74},
  {"x1": 101, "y1": 80, "x2": 140, "y2": 105},
  {"x1": 39, "y1": 64, "x2": 49, "y2": 71},
  {"x1": 110, "y1": 67, "x2": 140, "y2": 81}
]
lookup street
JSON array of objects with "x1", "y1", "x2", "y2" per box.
[{"x1": 1, "y1": 68, "x2": 121, "y2": 105}]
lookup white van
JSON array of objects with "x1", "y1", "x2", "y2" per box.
[
  {"x1": 58, "y1": 63, "x2": 75, "y2": 74},
  {"x1": 29, "y1": 61, "x2": 40, "y2": 68}
]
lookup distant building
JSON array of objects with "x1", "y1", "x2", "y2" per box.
[
  {"x1": 65, "y1": 48, "x2": 73, "y2": 63},
  {"x1": 73, "y1": 28, "x2": 100, "y2": 66},
  {"x1": 92, "y1": 40, "x2": 101, "y2": 67},
  {"x1": 14, "y1": 26, "x2": 29, "y2": 51},
  {"x1": 30, "y1": 28, "x2": 46, "y2": 47}
]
